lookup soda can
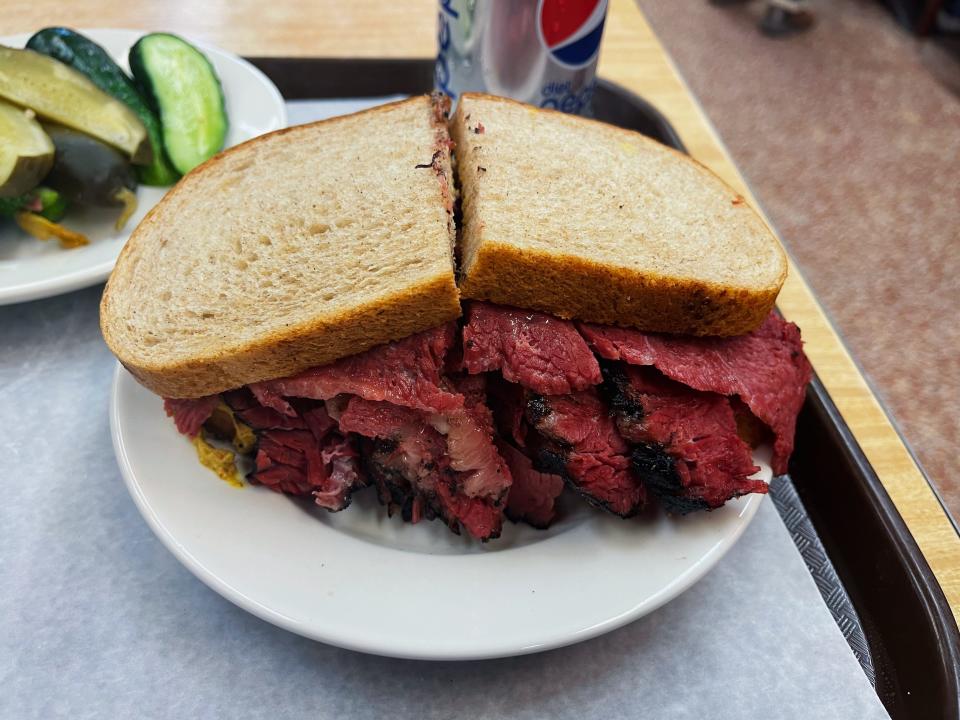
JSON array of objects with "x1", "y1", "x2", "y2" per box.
[{"x1": 435, "y1": 0, "x2": 609, "y2": 116}]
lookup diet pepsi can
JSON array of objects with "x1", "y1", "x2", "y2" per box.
[{"x1": 435, "y1": 0, "x2": 608, "y2": 116}]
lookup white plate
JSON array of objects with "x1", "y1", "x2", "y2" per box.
[
  {"x1": 0, "y1": 28, "x2": 286, "y2": 305},
  {"x1": 111, "y1": 365, "x2": 771, "y2": 660}
]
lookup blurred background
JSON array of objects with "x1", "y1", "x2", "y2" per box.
[{"x1": 638, "y1": 0, "x2": 960, "y2": 518}]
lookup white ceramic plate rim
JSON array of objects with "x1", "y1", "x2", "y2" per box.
[
  {"x1": 111, "y1": 363, "x2": 767, "y2": 660},
  {"x1": 0, "y1": 28, "x2": 287, "y2": 305}
]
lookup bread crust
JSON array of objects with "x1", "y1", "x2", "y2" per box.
[
  {"x1": 107, "y1": 272, "x2": 461, "y2": 398},
  {"x1": 101, "y1": 95, "x2": 460, "y2": 398},
  {"x1": 460, "y1": 242, "x2": 778, "y2": 337},
  {"x1": 452, "y1": 93, "x2": 787, "y2": 336}
]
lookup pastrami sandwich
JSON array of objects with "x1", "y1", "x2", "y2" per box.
[{"x1": 100, "y1": 93, "x2": 811, "y2": 541}]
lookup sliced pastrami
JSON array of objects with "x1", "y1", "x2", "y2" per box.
[
  {"x1": 462, "y1": 301, "x2": 601, "y2": 395},
  {"x1": 602, "y1": 363, "x2": 766, "y2": 514},
  {"x1": 525, "y1": 388, "x2": 646, "y2": 517},
  {"x1": 336, "y1": 384, "x2": 509, "y2": 541},
  {"x1": 163, "y1": 395, "x2": 219, "y2": 437},
  {"x1": 580, "y1": 312, "x2": 811, "y2": 474},
  {"x1": 251, "y1": 323, "x2": 463, "y2": 414},
  {"x1": 498, "y1": 441, "x2": 565, "y2": 529}
]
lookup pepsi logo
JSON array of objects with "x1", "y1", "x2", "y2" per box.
[{"x1": 538, "y1": 0, "x2": 608, "y2": 69}]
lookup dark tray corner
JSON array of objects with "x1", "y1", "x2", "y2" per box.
[{"x1": 792, "y1": 377, "x2": 960, "y2": 719}]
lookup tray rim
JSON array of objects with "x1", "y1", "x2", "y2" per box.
[{"x1": 804, "y1": 374, "x2": 960, "y2": 716}]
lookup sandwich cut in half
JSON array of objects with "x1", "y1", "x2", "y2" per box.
[
  {"x1": 102, "y1": 93, "x2": 811, "y2": 542},
  {"x1": 450, "y1": 92, "x2": 788, "y2": 337}
]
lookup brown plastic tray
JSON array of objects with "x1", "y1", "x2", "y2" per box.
[{"x1": 247, "y1": 56, "x2": 960, "y2": 719}]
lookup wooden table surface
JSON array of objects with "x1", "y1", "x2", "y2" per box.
[{"x1": 4, "y1": 0, "x2": 958, "y2": 619}]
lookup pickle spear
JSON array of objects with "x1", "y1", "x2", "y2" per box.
[
  {"x1": 0, "y1": 98, "x2": 54, "y2": 198},
  {"x1": 0, "y1": 46, "x2": 150, "y2": 164}
]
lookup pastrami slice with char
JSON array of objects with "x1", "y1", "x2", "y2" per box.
[
  {"x1": 603, "y1": 363, "x2": 766, "y2": 514},
  {"x1": 333, "y1": 380, "x2": 511, "y2": 541},
  {"x1": 579, "y1": 312, "x2": 811, "y2": 474},
  {"x1": 525, "y1": 388, "x2": 647, "y2": 517},
  {"x1": 461, "y1": 301, "x2": 602, "y2": 395},
  {"x1": 360, "y1": 437, "x2": 435, "y2": 525},
  {"x1": 337, "y1": 396, "x2": 448, "y2": 522},
  {"x1": 435, "y1": 481, "x2": 504, "y2": 541}
]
